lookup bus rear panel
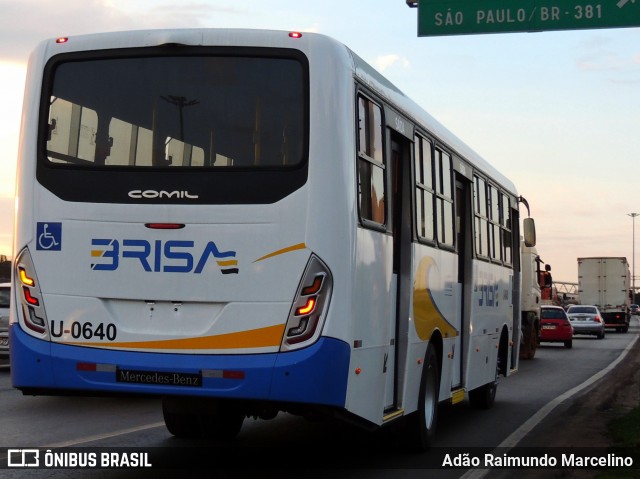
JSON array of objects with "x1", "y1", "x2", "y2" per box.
[{"x1": 12, "y1": 31, "x2": 350, "y2": 414}]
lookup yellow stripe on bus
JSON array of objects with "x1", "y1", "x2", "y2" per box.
[
  {"x1": 253, "y1": 243, "x2": 306, "y2": 263},
  {"x1": 216, "y1": 260, "x2": 238, "y2": 267},
  {"x1": 413, "y1": 256, "x2": 459, "y2": 340},
  {"x1": 69, "y1": 324, "x2": 285, "y2": 350}
]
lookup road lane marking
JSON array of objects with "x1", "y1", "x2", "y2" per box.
[
  {"x1": 43, "y1": 421, "x2": 166, "y2": 448},
  {"x1": 461, "y1": 321, "x2": 640, "y2": 479}
]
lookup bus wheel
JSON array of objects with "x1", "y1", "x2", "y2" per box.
[
  {"x1": 163, "y1": 397, "x2": 244, "y2": 439},
  {"x1": 469, "y1": 363, "x2": 498, "y2": 409},
  {"x1": 162, "y1": 397, "x2": 201, "y2": 438},
  {"x1": 199, "y1": 401, "x2": 244, "y2": 440},
  {"x1": 404, "y1": 343, "x2": 439, "y2": 451},
  {"x1": 469, "y1": 380, "x2": 497, "y2": 409}
]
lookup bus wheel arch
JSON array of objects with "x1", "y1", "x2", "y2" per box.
[
  {"x1": 469, "y1": 327, "x2": 508, "y2": 410},
  {"x1": 498, "y1": 325, "x2": 510, "y2": 377}
]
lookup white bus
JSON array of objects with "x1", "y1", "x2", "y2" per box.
[{"x1": 12, "y1": 28, "x2": 535, "y2": 449}]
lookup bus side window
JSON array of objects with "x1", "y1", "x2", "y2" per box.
[
  {"x1": 435, "y1": 149, "x2": 454, "y2": 247},
  {"x1": 488, "y1": 184, "x2": 502, "y2": 261},
  {"x1": 474, "y1": 176, "x2": 489, "y2": 258},
  {"x1": 414, "y1": 135, "x2": 434, "y2": 242},
  {"x1": 501, "y1": 193, "x2": 513, "y2": 265},
  {"x1": 357, "y1": 95, "x2": 386, "y2": 226}
]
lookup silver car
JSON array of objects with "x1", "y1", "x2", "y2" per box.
[
  {"x1": 0, "y1": 282, "x2": 9, "y2": 357},
  {"x1": 566, "y1": 305, "x2": 606, "y2": 339}
]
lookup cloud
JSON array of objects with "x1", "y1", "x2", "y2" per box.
[
  {"x1": 0, "y1": 0, "x2": 126, "y2": 62},
  {"x1": 575, "y1": 34, "x2": 640, "y2": 77},
  {"x1": 372, "y1": 54, "x2": 410, "y2": 73},
  {"x1": 0, "y1": 0, "x2": 246, "y2": 63}
]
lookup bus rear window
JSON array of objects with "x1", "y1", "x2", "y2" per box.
[{"x1": 44, "y1": 53, "x2": 306, "y2": 169}]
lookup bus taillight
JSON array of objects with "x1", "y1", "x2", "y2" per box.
[
  {"x1": 15, "y1": 248, "x2": 49, "y2": 336},
  {"x1": 282, "y1": 255, "x2": 333, "y2": 351}
]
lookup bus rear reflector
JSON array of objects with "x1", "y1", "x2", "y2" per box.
[
  {"x1": 76, "y1": 363, "x2": 117, "y2": 372},
  {"x1": 77, "y1": 363, "x2": 97, "y2": 371}
]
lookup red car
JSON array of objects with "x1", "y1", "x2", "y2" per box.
[{"x1": 539, "y1": 305, "x2": 574, "y2": 348}]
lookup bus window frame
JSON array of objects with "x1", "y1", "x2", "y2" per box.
[
  {"x1": 473, "y1": 172, "x2": 515, "y2": 269},
  {"x1": 412, "y1": 131, "x2": 457, "y2": 253},
  {"x1": 35, "y1": 46, "x2": 311, "y2": 205},
  {"x1": 355, "y1": 89, "x2": 388, "y2": 232}
]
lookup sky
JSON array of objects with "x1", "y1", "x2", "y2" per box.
[{"x1": 0, "y1": 0, "x2": 639, "y2": 284}]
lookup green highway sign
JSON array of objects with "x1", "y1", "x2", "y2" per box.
[{"x1": 418, "y1": 0, "x2": 640, "y2": 36}]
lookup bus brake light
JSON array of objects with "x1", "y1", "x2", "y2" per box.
[
  {"x1": 23, "y1": 287, "x2": 40, "y2": 306},
  {"x1": 289, "y1": 32, "x2": 303, "y2": 39},
  {"x1": 145, "y1": 223, "x2": 185, "y2": 230}
]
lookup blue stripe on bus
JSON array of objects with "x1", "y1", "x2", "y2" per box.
[{"x1": 10, "y1": 325, "x2": 350, "y2": 407}]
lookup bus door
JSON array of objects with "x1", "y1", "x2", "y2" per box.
[
  {"x1": 454, "y1": 174, "x2": 472, "y2": 388},
  {"x1": 385, "y1": 133, "x2": 412, "y2": 410}
]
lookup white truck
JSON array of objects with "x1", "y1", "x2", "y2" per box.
[
  {"x1": 520, "y1": 243, "x2": 541, "y2": 359},
  {"x1": 577, "y1": 257, "x2": 631, "y2": 333},
  {"x1": 520, "y1": 243, "x2": 554, "y2": 359}
]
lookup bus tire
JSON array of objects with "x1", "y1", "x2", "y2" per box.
[
  {"x1": 469, "y1": 355, "x2": 499, "y2": 410},
  {"x1": 404, "y1": 343, "x2": 439, "y2": 452},
  {"x1": 162, "y1": 397, "x2": 201, "y2": 438},
  {"x1": 469, "y1": 380, "x2": 497, "y2": 409}
]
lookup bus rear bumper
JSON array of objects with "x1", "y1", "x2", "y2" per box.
[{"x1": 10, "y1": 325, "x2": 350, "y2": 407}]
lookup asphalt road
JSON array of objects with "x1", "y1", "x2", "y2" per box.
[{"x1": 0, "y1": 318, "x2": 638, "y2": 478}]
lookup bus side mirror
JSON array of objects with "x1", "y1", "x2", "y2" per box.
[{"x1": 523, "y1": 218, "x2": 536, "y2": 247}]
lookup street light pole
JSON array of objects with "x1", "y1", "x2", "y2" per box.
[{"x1": 628, "y1": 212, "x2": 639, "y2": 303}]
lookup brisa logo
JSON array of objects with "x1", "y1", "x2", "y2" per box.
[
  {"x1": 128, "y1": 190, "x2": 199, "y2": 199},
  {"x1": 91, "y1": 239, "x2": 238, "y2": 274}
]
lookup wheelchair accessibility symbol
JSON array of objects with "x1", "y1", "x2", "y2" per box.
[{"x1": 36, "y1": 222, "x2": 62, "y2": 251}]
